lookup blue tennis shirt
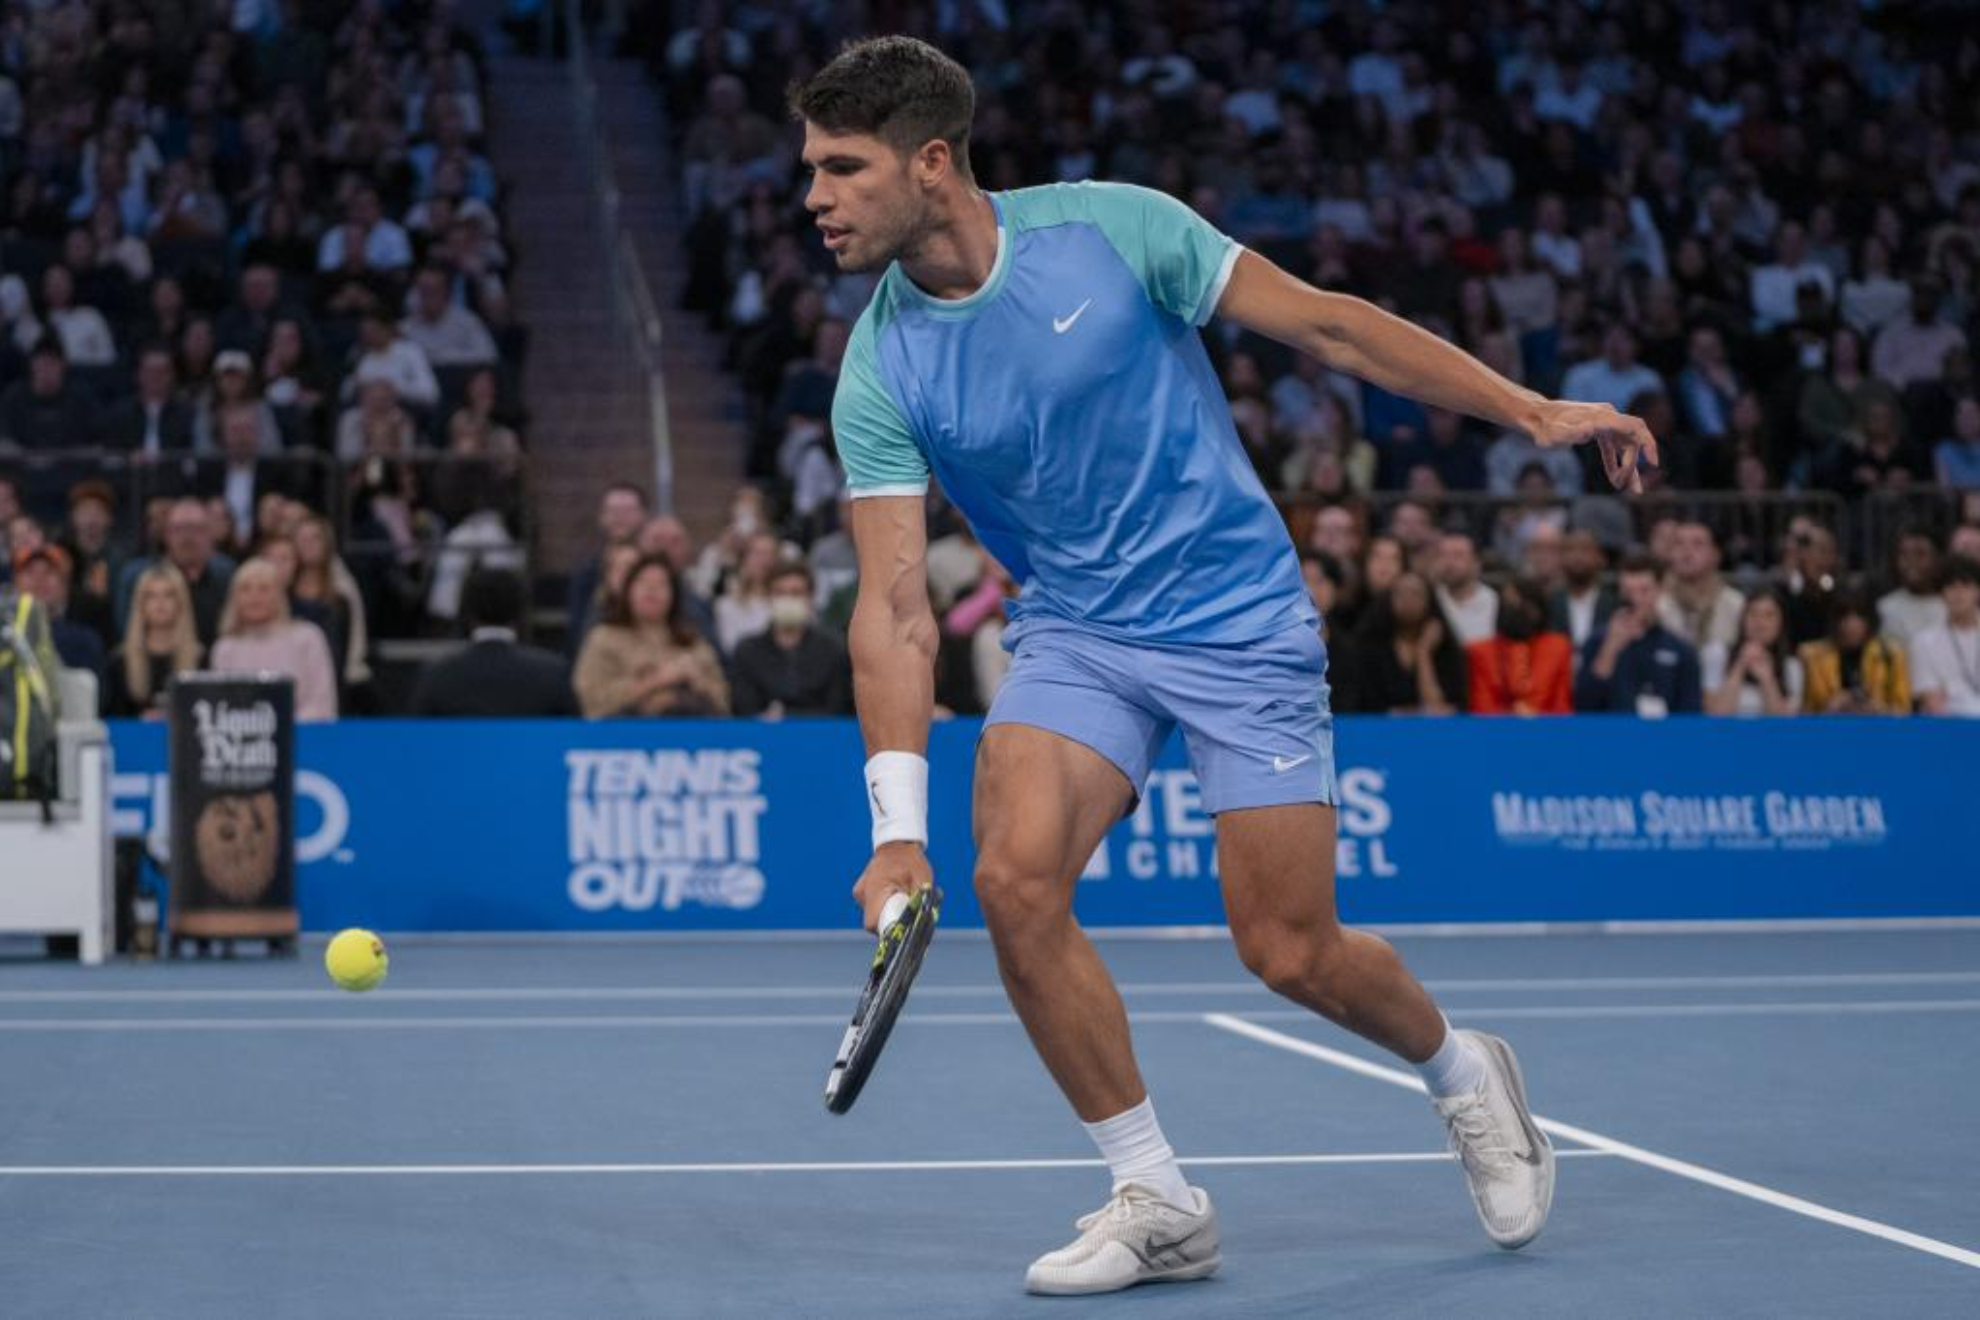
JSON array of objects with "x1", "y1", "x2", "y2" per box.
[{"x1": 832, "y1": 181, "x2": 1314, "y2": 646}]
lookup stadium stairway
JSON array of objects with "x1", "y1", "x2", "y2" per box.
[{"x1": 487, "y1": 33, "x2": 743, "y2": 591}]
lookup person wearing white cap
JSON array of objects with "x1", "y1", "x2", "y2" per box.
[{"x1": 192, "y1": 349, "x2": 282, "y2": 455}]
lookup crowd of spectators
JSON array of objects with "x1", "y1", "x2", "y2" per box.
[
  {"x1": 609, "y1": 0, "x2": 1980, "y2": 721},
  {"x1": 0, "y1": 0, "x2": 530, "y2": 715}
]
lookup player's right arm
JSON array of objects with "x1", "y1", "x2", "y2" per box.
[
  {"x1": 834, "y1": 308, "x2": 939, "y2": 930},
  {"x1": 848, "y1": 494, "x2": 938, "y2": 930}
]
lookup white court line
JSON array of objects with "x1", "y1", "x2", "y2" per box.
[
  {"x1": 1203, "y1": 1013, "x2": 1980, "y2": 1273},
  {"x1": 5, "y1": 970, "x2": 1979, "y2": 1004},
  {"x1": 0, "y1": 1151, "x2": 1621, "y2": 1178},
  {"x1": 5, "y1": 999, "x2": 1980, "y2": 1032}
]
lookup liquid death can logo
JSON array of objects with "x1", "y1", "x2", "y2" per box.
[
  {"x1": 192, "y1": 698, "x2": 280, "y2": 789},
  {"x1": 565, "y1": 749, "x2": 769, "y2": 913}
]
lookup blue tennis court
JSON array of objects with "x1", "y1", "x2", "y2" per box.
[{"x1": 3, "y1": 926, "x2": 1977, "y2": 1317}]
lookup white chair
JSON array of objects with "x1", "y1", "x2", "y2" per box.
[{"x1": 0, "y1": 669, "x2": 114, "y2": 963}]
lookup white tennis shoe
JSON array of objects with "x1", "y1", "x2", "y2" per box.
[
  {"x1": 1024, "y1": 1183, "x2": 1221, "y2": 1295},
  {"x1": 1434, "y1": 1030, "x2": 1556, "y2": 1249}
]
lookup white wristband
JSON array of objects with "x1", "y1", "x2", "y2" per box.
[{"x1": 866, "y1": 750, "x2": 929, "y2": 850}]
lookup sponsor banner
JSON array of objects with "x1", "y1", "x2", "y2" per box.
[{"x1": 106, "y1": 717, "x2": 1980, "y2": 932}]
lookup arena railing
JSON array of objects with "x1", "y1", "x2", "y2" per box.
[
  {"x1": 1, "y1": 445, "x2": 533, "y2": 639},
  {"x1": 563, "y1": 0, "x2": 675, "y2": 515},
  {"x1": 1277, "y1": 489, "x2": 1852, "y2": 577}
]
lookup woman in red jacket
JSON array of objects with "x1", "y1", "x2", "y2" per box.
[{"x1": 1467, "y1": 577, "x2": 1574, "y2": 715}]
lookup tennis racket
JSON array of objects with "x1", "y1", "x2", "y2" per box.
[{"x1": 823, "y1": 885, "x2": 942, "y2": 1114}]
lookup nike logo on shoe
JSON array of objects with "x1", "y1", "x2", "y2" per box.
[
  {"x1": 1272, "y1": 754, "x2": 1311, "y2": 773},
  {"x1": 1053, "y1": 299, "x2": 1093, "y2": 333}
]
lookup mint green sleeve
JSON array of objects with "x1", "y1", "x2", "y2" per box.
[
  {"x1": 832, "y1": 317, "x2": 929, "y2": 497},
  {"x1": 1075, "y1": 181, "x2": 1242, "y2": 326}
]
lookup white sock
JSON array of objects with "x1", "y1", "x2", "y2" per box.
[
  {"x1": 1082, "y1": 1096, "x2": 1193, "y2": 1209},
  {"x1": 1415, "y1": 1018, "x2": 1487, "y2": 1098}
]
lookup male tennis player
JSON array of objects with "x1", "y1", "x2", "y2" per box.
[{"x1": 796, "y1": 36, "x2": 1656, "y2": 1295}]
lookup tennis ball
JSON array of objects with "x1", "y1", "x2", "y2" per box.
[{"x1": 325, "y1": 928, "x2": 389, "y2": 992}]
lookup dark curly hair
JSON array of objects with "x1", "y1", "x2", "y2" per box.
[
  {"x1": 787, "y1": 35, "x2": 975, "y2": 176},
  {"x1": 601, "y1": 552, "x2": 700, "y2": 647}
]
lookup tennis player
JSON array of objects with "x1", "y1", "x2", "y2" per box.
[{"x1": 796, "y1": 36, "x2": 1656, "y2": 1295}]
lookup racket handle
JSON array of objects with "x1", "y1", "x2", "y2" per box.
[{"x1": 878, "y1": 891, "x2": 911, "y2": 931}]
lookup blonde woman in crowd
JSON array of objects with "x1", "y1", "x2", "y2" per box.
[
  {"x1": 110, "y1": 563, "x2": 204, "y2": 718},
  {"x1": 209, "y1": 558, "x2": 339, "y2": 721},
  {"x1": 573, "y1": 553, "x2": 728, "y2": 718}
]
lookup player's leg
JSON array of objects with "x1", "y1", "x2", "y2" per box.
[
  {"x1": 976, "y1": 723, "x2": 1220, "y2": 1295},
  {"x1": 972, "y1": 722, "x2": 1143, "y2": 1122},
  {"x1": 976, "y1": 626, "x2": 1221, "y2": 1294},
  {"x1": 1163, "y1": 623, "x2": 1554, "y2": 1248},
  {"x1": 1215, "y1": 802, "x2": 1443, "y2": 1058},
  {"x1": 1214, "y1": 803, "x2": 1554, "y2": 1248}
]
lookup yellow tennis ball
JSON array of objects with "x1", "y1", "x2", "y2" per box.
[{"x1": 325, "y1": 928, "x2": 388, "y2": 992}]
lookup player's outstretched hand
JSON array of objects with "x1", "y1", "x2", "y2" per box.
[
  {"x1": 1528, "y1": 399, "x2": 1660, "y2": 494},
  {"x1": 853, "y1": 841, "x2": 934, "y2": 933}
]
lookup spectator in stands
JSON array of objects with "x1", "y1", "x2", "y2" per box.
[
  {"x1": 410, "y1": 568, "x2": 575, "y2": 717},
  {"x1": 1657, "y1": 522, "x2": 1745, "y2": 653},
  {"x1": 1879, "y1": 529, "x2": 1948, "y2": 648},
  {"x1": 12, "y1": 545, "x2": 104, "y2": 693},
  {"x1": 335, "y1": 377, "x2": 418, "y2": 463},
  {"x1": 1799, "y1": 594, "x2": 1912, "y2": 716},
  {"x1": 1841, "y1": 235, "x2": 1909, "y2": 336},
  {"x1": 573, "y1": 553, "x2": 729, "y2": 718},
  {"x1": 110, "y1": 563, "x2": 204, "y2": 719},
  {"x1": 1431, "y1": 532, "x2": 1496, "y2": 646},
  {"x1": 1561, "y1": 324, "x2": 1663, "y2": 415},
  {"x1": 209, "y1": 558, "x2": 338, "y2": 722},
  {"x1": 1909, "y1": 557, "x2": 1980, "y2": 717},
  {"x1": 730, "y1": 560, "x2": 853, "y2": 718},
  {"x1": 1343, "y1": 571, "x2": 1466, "y2": 716},
  {"x1": 262, "y1": 318, "x2": 329, "y2": 450},
  {"x1": 39, "y1": 265, "x2": 116, "y2": 367},
  {"x1": 348, "y1": 311, "x2": 439, "y2": 410},
  {"x1": 1575, "y1": 555, "x2": 1703, "y2": 716},
  {"x1": 633, "y1": 513, "x2": 717, "y2": 641},
  {"x1": 254, "y1": 532, "x2": 341, "y2": 673},
  {"x1": 1703, "y1": 590, "x2": 1804, "y2": 718},
  {"x1": 1873, "y1": 276, "x2": 1966, "y2": 391},
  {"x1": 202, "y1": 403, "x2": 287, "y2": 550},
  {"x1": 1467, "y1": 577, "x2": 1572, "y2": 716},
  {"x1": 942, "y1": 546, "x2": 1019, "y2": 712},
  {"x1": 1675, "y1": 327, "x2": 1739, "y2": 442},
  {"x1": 292, "y1": 514, "x2": 372, "y2": 698},
  {"x1": 60, "y1": 480, "x2": 119, "y2": 649},
  {"x1": 119, "y1": 498, "x2": 232, "y2": 646},
  {"x1": 715, "y1": 531, "x2": 780, "y2": 655},
  {"x1": 401, "y1": 263, "x2": 497, "y2": 369},
  {"x1": 1936, "y1": 396, "x2": 1980, "y2": 490},
  {"x1": 0, "y1": 339, "x2": 95, "y2": 451},
  {"x1": 1781, "y1": 521, "x2": 1842, "y2": 647},
  {"x1": 1798, "y1": 325, "x2": 1899, "y2": 472},
  {"x1": 1750, "y1": 222, "x2": 1834, "y2": 332},
  {"x1": 566, "y1": 482, "x2": 649, "y2": 649},
  {"x1": 317, "y1": 185, "x2": 412, "y2": 273},
  {"x1": 101, "y1": 345, "x2": 193, "y2": 455},
  {"x1": 215, "y1": 262, "x2": 293, "y2": 356}
]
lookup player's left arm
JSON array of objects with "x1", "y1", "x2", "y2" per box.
[{"x1": 1215, "y1": 249, "x2": 1659, "y2": 492}]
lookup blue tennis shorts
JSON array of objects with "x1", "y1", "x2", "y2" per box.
[{"x1": 984, "y1": 619, "x2": 1338, "y2": 814}]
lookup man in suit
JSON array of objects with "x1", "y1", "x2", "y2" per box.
[
  {"x1": 99, "y1": 346, "x2": 195, "y2": 455},
  {"x1": 1547, "y1": 528, "x2": 1618, "y2": 660},
  {"x1": 409, "y1": 567, "x2": 576, "y2": 716}
]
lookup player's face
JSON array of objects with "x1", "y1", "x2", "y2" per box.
[{"x1": 801, "y1": 125, "x2": 923, "y2": 273}]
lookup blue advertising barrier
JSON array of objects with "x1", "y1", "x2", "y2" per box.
[{"x1": 107, "y1": 717, "x2": 1980, "y2": 933}]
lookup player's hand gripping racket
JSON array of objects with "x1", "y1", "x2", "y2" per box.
[{"x1": 823, "y1": 886, "x2": 942, "y2": 1114}]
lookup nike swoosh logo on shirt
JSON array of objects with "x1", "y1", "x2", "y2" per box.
[
  {"x1": 1052, "y1": 299, "x2": 1093, "y2": 334},
  {"x1": 1272, "y1": 754, "x2": 1311, "y2": 773}
]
